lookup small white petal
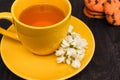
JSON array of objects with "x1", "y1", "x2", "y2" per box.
[
  {"x1": 68, "y1": 25, "x2": 73, "y2": 33},
  {"x1": 56, "y1": 56, "x2": 65, "y2": 63},
  {"x1": 66, "y1": 57, "x2": 71, "y2": 65},
  {"x1": 77, "y1": 49, "x2": 85, "y2": 55}
]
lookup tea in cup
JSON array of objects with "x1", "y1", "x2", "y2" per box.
[{"x1": 0, "y1": 0, "x2": 72, "y2": 55}]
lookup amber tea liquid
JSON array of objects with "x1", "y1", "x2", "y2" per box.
[{"x1": 19, "y1": 4, "x2": 65, "y2": 27}]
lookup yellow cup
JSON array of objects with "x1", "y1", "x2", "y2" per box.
[{"x1": 0, "y1": 0, "x2": 72, "y2": 55}]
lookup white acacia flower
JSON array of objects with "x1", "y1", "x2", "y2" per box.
[
  {"x1": 71, "y1": 39, "x2": 78, "y2": 48},
  {"x1": 61, "y1": 39, "x2": 70, "y2": 48},
  {"x1": 80, "y1": 39, "x2": 88, "y2": 48},
  {"x1": 73, "y1": 52, "x2": 85, "y2": 61},
  {"x1": 72, "y1": 59, "x2": 81, "y2": 68},
  {"x1": 55, "y1": 48, "x2": 65, "y2": 56},
  {"x1": 77, "y1": 49, "x2": 85, "y2": 55},
  {"x1": 66, "y1": 48, "x2": 76, "y2": 56},
  {"x1": 71, "y1": 32, "x2": 81, "y2": 39},
  {"x1": 65, "y1": 35, "x2": 73, "y2": 43},
  {"x1": 74, "y1": 38, "x2": 88, "y2": 49}
]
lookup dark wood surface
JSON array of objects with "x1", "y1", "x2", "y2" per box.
[{"x1": 0, "y1": 0, "x2": 120, "y2": 80}]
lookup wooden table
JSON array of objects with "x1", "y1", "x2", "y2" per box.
[{"x1": 0, "y1": 0, "x2": 120, "y2": 80}]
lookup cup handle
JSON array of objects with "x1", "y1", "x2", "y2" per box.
[{"x1": 0, "y1": 12, "x2": 19, "y2": 41}]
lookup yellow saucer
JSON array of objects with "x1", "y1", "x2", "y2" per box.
[{"x1": 1, "y1": 16, "x2": 95, "y2": 80}]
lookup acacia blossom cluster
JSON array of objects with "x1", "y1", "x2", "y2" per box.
[{"x1": 55, "y1": 25, "x2": 88, "y2": 68}]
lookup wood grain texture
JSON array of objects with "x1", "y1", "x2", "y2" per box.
[{"x1": 0, "y1": 0, "x2": 120, "y2": 80}]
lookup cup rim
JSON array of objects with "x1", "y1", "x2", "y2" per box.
[{"x1": 11, "y1": 0, "x2": 72, "y2": 29}]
